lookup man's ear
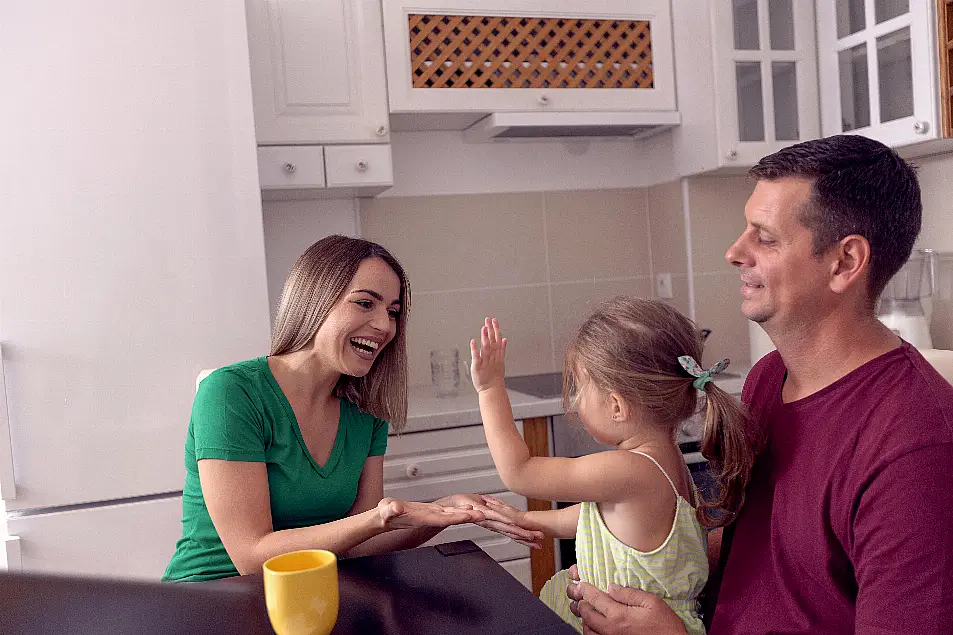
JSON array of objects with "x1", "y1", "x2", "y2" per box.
[{"x1": 829, "y1": 234, "x2": 871, "y2": 295}]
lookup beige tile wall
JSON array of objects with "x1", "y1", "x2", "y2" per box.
[
  {"x1": 360, "y1": 189, "x2": 653, "y2": 386},
  {"x1": 646, "y1": 180, "x2": 691, "y2": 317},
  {"x1": 687, "y1": 176, "x2": 754, "y2": 368},
  {"x1": 913, "y1": 153, "x2": 953, "y2": 349},
  {"x1": 645, "y1": 176, "x2": 754, "y2": 369}
]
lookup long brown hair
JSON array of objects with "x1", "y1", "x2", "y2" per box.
[
  {"x1": 563, "y1": 296, "x2": 756, "y2": 527},
  {"x1": 270, "y1": 235, "x2": 411, "y2": 431}
]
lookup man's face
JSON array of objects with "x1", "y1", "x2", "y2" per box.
[{"x1": 725, "y1": 178, "x2": 835, "y2": 328}]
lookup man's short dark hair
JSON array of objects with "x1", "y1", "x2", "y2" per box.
[{"x1": 749, "y1": 134, "x2": 922, "y2": 303}]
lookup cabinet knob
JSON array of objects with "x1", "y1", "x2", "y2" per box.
[
  {"x1": 406, "y1": 464, "x2": 422, "y2": 478},
  {"x1": 355, "y1": 160, "x2": 369, "y2": 172},
  {"x1": 376, "y1": 125, "x2": 388, "y2": 137},
  {"x1": 914, "y1": 120, "x2": 930, "y2": 135},
  {"x1": 725, "y1": 150, "x2": 739, "y2": 161},
  {"x1": 282, "y1": 162, "x2": 296, "y2": 174},
  {"x1": 537, "y1": 93, "x2": 550, "y2": 106}
]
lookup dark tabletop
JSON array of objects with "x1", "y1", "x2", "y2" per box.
[{"x1": 215, "y1": 540, "x2": 577, "y2": 635}]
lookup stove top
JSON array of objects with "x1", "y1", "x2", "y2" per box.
[{"x1": 504, "y1": 372, "x2": 564, "y2": 399}]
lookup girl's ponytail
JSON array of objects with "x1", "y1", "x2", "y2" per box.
[{"x1": 697, "y1": 384, "x2": 757, "y2": 528}]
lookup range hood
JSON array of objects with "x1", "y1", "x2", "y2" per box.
[{"x1": 462, "y1": 111, "x2": 680, "y2": 143}]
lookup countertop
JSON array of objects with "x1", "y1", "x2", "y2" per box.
[{"x1": 396, "y1": 369, "x2": 749, "y2": 436}]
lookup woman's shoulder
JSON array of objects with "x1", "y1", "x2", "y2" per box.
[
  {"x1": 340, "y1": 398, "x2": 389, "y2": 428},
  {"x1": 195, "y1": 357, "x2": 271, "y2": 401}
]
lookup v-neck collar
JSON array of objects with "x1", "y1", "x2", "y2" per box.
[{"x1": 260, "y1": 356, "x2": 346, "y2": 477}]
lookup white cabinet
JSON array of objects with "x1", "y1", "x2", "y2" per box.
[
  {"x1": 324, "y1": 145, "x2": 394, "y2": 189},
  {"x1": 381, "y1": 0, "x2": 676, "y2": 115},
  {"x1": 384, "y1": 422, "x2": 532, "y2": 590},
  {"x1": 257, "y1": 145, "x2": 394, "y2": 200},
  {"x1": 245, "y1": 0, "x2": 391, "y2": 145},
  {"x1": 257, "y1": 146, "x2": 326, "y2": 190},
  {"x1": 672, "y1": 0, "x2": 820, "y2": 174},
  {"x1": 713, "y1": 0, "x2": 820, "y2": 165},
  {"x1": 817, "y1": 0, "x2": 940, "y2": 147}
]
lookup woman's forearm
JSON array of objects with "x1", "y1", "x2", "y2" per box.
[
  {"x1": 341, "y1": 495, "x2": 456, "y2": 558},
  {"x1": 343, "y1": 525, "x2": 443, "y2": 558},
  {"x1": 233, "y1": 508, "x2": 385, "y2": 574}
]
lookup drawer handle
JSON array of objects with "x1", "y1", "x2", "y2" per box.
[
  {"x1": 355, "y1": 160, "x2": 369, "y2": 172},
  {"x1": 283, "y1": 162, "x2": 296, "y2": 174},
  {"x1": 406, "y1": 463, "x2": 422, "y2": 478}
]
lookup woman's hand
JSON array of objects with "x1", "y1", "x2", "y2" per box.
[
  {"x1": 448, "y1": 494, "x2": 545, "y2": 548},
  {"x1": 470, "y1": 317, "x2": 507, "y2": 392},
  {"x1": 376, "y1": 497, "x2": 484, "y2": 531},
  {"x1": 566, "y1": 570, "x2": 688, "y2": 635}
]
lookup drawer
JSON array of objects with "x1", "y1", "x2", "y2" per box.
[
  {"x1": 323, "y1": 144, "x2": 392, "y2": 188},
  {"x1": 500, "y1": 557, "x2": 532, "y2": 591},
  {"x1": 257, "y1": 146, "x2": 325, "y2": 189},
  {"x1": 384, "y1": 423, "x2": 523, "y2": 502},
  {"x1": 422, "y1": 491, "x2": 529, "y2": 563},
  {"x1": 387, "y1": 422, "x2": 523, "y2": 457}
]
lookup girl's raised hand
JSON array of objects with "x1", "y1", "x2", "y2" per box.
[{"x1": 470, "y1": 317, "x2": 507, "y2": 393}]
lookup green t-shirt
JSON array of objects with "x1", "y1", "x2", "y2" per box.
[{"x1": 162, "y1": 357, "x2": 388, "y2": 582}]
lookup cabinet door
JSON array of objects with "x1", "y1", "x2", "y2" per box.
[
  {"x1": 246, "y1": 0, "x2": 391, "y2": 145},
  {"x1": 818, "y1": 0, "x2": 939, "y2": 146},
  {"x1": 382, "y1": 0, "x2": 676, "y2": 113},
  {"x1": 713, "y1": 0, "x2": 820, "y2": 165}
]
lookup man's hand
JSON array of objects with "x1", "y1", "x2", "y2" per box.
[{"x1": 567, "y1": 574, "x2": 688, "y2": 635}]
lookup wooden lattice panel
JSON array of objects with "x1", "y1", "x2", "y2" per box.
[
  {"x1": 407, "y1": 14, "x2": 654, "y2": 89},
  {"x1": 939, "y1": 0, "x2": 953, "y2": 136}
]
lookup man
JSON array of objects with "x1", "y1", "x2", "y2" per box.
[{"x1": 568, "y1": 135, "x2": 953, "y2": 634}]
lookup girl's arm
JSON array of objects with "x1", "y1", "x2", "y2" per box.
[
  {"x1": 481, "y1": 498, "x2": 581, "y2": 540},
  {"x1": 471, "y1": 318, "x2": 648, "y2": 503},
  {"x1": 344, "y1": 459, "x2": 546, "y2": 556},
  {"x1": 198, "y1": 458, "x2": 484, "y2": 574}
]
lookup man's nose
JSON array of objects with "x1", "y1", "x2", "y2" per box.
[{"x1": 725, "y1": 235, "x2": 748, "y2": 268}]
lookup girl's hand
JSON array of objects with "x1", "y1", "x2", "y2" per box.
[
  {"x1": 470, "y1": 317, "x2": 507, "y2": 393},
  {"x1": 376, "y1": 497, "x2": 484, "y2": 531},
  {"x1": 474, "y1": 496, "x2": 545, "y2": 549},
  {"x1": 449, "y1": 494, "x2": 544, "y2": 548}
]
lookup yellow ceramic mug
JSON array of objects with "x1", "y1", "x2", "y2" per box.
[{"x1": 263, "y1": 549, "x2": 339, "y2": 635}]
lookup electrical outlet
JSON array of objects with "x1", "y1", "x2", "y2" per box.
[{"x1": 655, "y1": 273, "x2": 674, "y2": 299}]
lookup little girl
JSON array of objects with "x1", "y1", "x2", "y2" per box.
[{"x1": 470, "y1": 297, "x2": 754, "y2": 635}]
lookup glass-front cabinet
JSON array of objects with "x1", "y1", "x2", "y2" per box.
[
  {"x1": 817, "y1": 0, "x2": 940, "y2": 147},
  {"x1": 712, "y1": 0, "x2": 820, "y2": 165}
]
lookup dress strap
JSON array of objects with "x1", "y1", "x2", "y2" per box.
[{"x1": 629, "y1": 451, "x2": 680, "y2": 497}]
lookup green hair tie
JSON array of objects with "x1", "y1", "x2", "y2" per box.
[{"x1": 678, "y1": 356, "x2": 730, "y2": 392}]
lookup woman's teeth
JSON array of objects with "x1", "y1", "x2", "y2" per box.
[{"x1": 350, "y1": 338, "x2": 380, "y2": 353}]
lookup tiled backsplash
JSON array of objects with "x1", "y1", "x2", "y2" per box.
[
  {"x1": 360, "y1": 189, "x2": 655, "y2": 386},
  {"x1": 646, "y1": 176, "x2": 754, "y2": 369},
  {"x1": 262, "y1": 154, "x2": 953, "y2": 390}
]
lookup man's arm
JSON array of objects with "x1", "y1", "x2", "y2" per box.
[{"x1": 852, "y1": 443, "x2": 953, "y2": 634}]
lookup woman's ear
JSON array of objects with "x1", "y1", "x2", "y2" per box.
[{"x1": 829, "y1": 234, "x2": 871, "y2": 295}]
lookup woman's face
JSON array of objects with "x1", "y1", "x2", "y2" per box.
[{"x1": 313, "y1": 257, "x2": 402, "y2": 377}]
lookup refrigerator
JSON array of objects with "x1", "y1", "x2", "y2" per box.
[{"x1": 0, "y1": 0, "x2": 272, "y2": 579}]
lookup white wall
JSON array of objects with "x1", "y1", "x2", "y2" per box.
[{"x1": 261, "y1": 199, "x2": 359, "y2": 321}]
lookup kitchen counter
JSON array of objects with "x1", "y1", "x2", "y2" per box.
[
  {"x1": 396, "y1": 368, "x2": 749, "y2": 436},
  {"x1": 396, "y1": 385, "x2": 563, "y2": 435}
]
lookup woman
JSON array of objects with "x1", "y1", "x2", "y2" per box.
[{"x1": 163, "y1": 236, "x2": 540, "y2": 581}]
